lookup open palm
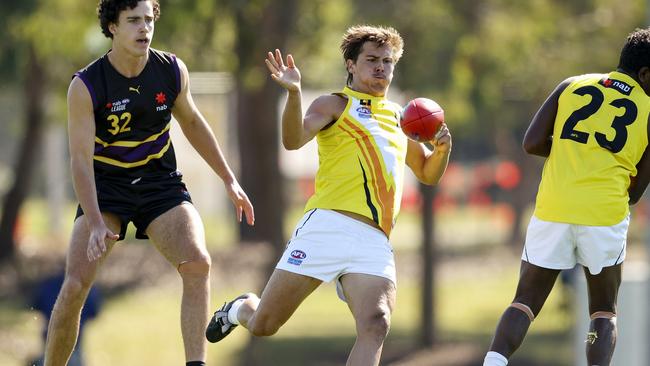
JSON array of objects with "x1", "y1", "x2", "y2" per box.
[{"x1": 265, "y1": 49, "x2": 301, "y2": 92}]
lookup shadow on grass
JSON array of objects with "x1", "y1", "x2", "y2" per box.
[
  {"x1": 237, "y1": 334, "x2": 354, "y2": 366},
  {"x1": 233, "y1": 327, "x2": 572, "y2": 366}
]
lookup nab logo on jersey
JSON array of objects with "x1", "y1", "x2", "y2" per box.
[
  {"x1": 599, "y1": 78, "x2": 633, "y2": 96},
  {"x1": 155, "y1": 92, "x2": 168, "y2": 111}
]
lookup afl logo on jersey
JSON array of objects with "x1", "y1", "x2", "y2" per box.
[{"x1": 356, "y1": 106, "x2": 372, "y2": 119}]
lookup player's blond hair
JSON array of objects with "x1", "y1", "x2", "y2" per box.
[{"x1": 340, "y1": 25, "x2": 404, "y2": 85}]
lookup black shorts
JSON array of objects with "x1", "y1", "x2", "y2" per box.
[{"x1": 75, "y1": 172, "x2": 193, "y2": 240}]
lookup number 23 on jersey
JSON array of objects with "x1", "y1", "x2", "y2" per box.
[{"x1": 560, "y1": 85, "x2": 638, "y2": 153}]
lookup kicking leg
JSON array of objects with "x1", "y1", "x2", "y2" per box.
[
  {"x1": 207, "y1": 269, "x2": 322, "y2": 342},
  {"x1": 146, "y1": 203, "x2": 211, "y2": 363},
  {"x1": 583, "y1": 264, "x2": 621, "y2": 366},
  {"x1": 484, "y1": 261, "x2": 560, "y2": 366},
  {"x1": 44, "y1": 213, "x2": 120, "y2": 366},
  {"x1": 339, "y1": 273, "x2": 395, "y2": 366},
  {"x1": 245, "y1": 269, "x2": 322, "y2": 335}
]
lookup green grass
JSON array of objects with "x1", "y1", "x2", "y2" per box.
[
  {"x1": 0, "y1": 299, "x2": 43, "y2": 366},
  {"x1": 2, "y1": 199, "x2": 575, "y2": 365},
  {"x1": 1, "y1": 260, "x2": 574, "y2": 366}
]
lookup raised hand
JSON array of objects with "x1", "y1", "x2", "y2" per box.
[{"x1": 265, "y1": 49, "x2": 301, "y2": 92}]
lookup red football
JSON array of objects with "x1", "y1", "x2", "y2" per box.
[{"x1": 400, "y1": 98, "x2": 444, "y2": 142}]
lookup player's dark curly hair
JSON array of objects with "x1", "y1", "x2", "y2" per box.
[
  {"x1": 618, "y1": 28, "x2": 650, "y2": 75},
  {"x1": 97, "y1": 0, "x2": 160, "y2": 39},
  {"x1": 340, "y1": 25, "x2": 404, "y2": 86}
]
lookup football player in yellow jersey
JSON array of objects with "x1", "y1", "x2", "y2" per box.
[
  {"x1": 207, "y1": 25, "x2": 451, "y2": 365},
  {"x1": 483, "y1": 28, "x2": 650, "y2": 366}
]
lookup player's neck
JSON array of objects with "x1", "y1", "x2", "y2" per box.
[
  {"x1": 107, "y1": 47, "x2": 149, "y2": 78},
  {"x1": 615, "y1": 67, "x2": 641, "y2": 84},
  {"x1": 348, "y1": 84, "x2": 387, "y2": 98}
]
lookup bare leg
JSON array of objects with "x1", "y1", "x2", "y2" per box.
[
  {"x1": 339, "y1": 274, "x2": 395, "y2": 366},
  {"x1": 44, "y1": 213, "x2": 120, "y2": 366},
  {"x1": 488, "y1": 261, "x2": 560, "y2": 359},
  {"x1": 584, "y1": 264, "x2": 621, "y2": 366},
  {"x1": 146, "y1": 203, "x2": 211, "y2": 363},
  {"x1": 240, "y1": 269, "x2": 322, "y2": 336}
]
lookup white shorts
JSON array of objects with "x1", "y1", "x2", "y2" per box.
[
  {"x1": 522, "y1": 215, "x2": 629, "y2": 275},
  {"x1": 276, "y1": 208, "x2": 396, "y2": 300}
]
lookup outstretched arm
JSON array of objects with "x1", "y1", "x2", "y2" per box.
[
  {"x1": 406, "y1": 124, "x2": 452, "y2": 185},
  {"x1": 172, "y1": 57, "x2": 254, "y2": 225},
  {"x1": 68, "y1": 77, "x2": 119, "y2": 261},
  {"x1": 265, "y1": 49, "x2": 341, "y2": 150},
  {"x1": 523, "y1": 77, "x2": 575, "y2": 157}
]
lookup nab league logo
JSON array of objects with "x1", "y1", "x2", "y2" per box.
[
  {"x1": 599, "y1": 78, "x2": 633, "y2": 96},
  {"x1": 106, "y1": 98, "x2": 130, "y2": 112},
  {"x1": 287, "y1": 249, "x2": 306, "y2": 266}
]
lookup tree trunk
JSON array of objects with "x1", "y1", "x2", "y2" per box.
[
  {"x1": 234, "y1": 0, "x2": 297, "y2": 255},
  {"x1": 232, "y1": 2, "x2": 298, "y2": 365},
  {"x1": 0, "y1": 45, "x2": 46, "y2": 261},
  {"x1": 419, "y1": 183, "x2": 436, "y2": 346}
]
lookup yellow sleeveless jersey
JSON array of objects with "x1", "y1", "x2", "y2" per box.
[
  {"x1": 304, "y1": 86, "x2": 408, "y2": 236},
  {"x1": 535, "y1": 71, "x2": 650, "y2": 225}
]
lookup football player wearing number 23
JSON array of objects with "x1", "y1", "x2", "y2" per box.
[{"x1": 483, "y1": 28, "x2": 650, "y2": 366}]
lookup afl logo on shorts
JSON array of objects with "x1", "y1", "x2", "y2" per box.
[{"x1": 288, "y1": 250, "x2": 306, "y2": 265}]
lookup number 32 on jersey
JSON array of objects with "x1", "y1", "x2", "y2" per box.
[{"x1": 107, "y1": 112, "x2": 132, "y2": 135}]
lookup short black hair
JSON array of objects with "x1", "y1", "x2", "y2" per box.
[
  {"x1": 618, "y1": 28, "x2": 650, "y2": 75},
  {"x1": 97, "y1": 0, "x2": 160, "y2": 39}
]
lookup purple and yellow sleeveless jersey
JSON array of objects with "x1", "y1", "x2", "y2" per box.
[{"x1": 73, "y1": 48, "x2": 181, "y2": 179}]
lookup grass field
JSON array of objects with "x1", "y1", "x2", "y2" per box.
[
  {"x1": 0, "y1": 251, "x2": 573, "y2": 366},
  {"x1": 0, "y1": 200, "x2": 577, "y2": 365}
]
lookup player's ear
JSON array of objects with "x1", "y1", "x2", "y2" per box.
[
  {"x1": 109, "y1": 22, "x2": 118, "y2": 36},
  {"x1": 345, "y1": 59, "x2": 355, "y2": 74}
]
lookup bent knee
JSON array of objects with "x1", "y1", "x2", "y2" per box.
[
  {"x1": 177, "y1": 254, "x2": 211, "y2": 277},
  {"x1": 58, "y1": 276, "x2": 92, "y2": 304},
  {"x1": 357, "y1": 309, "x2": 391, "y2": 340}
]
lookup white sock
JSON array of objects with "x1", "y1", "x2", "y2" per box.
[
  {"x1": 483, "y1": 351, "x2": 508, "y2": 366},
  {"x1": 227, "y1": 299, "x2": 245, "y2": 325}
]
